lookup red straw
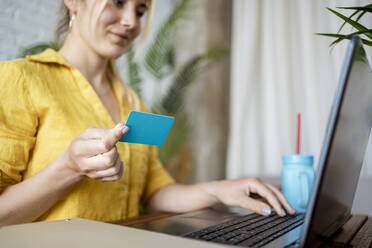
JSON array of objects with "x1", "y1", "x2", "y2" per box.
[{"x1": 296, "y1": 113, "x2": 301, "y2": 154}]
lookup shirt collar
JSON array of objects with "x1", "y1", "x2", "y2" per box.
[{"x1": 26, "y1": 48, "x2": 72, "y2": 68}]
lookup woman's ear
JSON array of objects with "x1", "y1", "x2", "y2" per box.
[{"x1": 64, "y1": 0, "x2": 78, "y2": 15}]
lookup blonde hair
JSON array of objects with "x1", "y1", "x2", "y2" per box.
[{"x1": 55, "y1": 0, "x2": 155, "y2": 111}]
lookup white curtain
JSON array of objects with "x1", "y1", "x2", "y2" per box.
[{"x1": 227, "y1": 0, "x2": 372, "y2": 179}]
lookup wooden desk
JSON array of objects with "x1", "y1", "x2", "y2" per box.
[{"x1": 112, "y1": 212, "x2": 372, "y2": 248}]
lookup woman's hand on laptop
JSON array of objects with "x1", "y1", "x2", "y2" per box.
[
  {"x1": 211, "y1": 177, "x2": 296, "y2": 217},
  {"x1": 147, "y1": 177, "x2": 296, "y2": 217}
]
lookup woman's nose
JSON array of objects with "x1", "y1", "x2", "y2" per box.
[{"x1": 120, "y1": 7, "x2": 138, "y2": 29}]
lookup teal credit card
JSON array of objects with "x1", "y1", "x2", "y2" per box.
[{"x1": 120, "y1": 111, "x2": 175, "y2": 146}]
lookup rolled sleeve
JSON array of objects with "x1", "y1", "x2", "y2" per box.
[
  {"x1": 142, "y1": 146, "x2": 175, "y2": 204},
  {"x1": 0, "y1": 61, "x2": 38, "y2": 188}
]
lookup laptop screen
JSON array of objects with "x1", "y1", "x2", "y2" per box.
[{"x1": 302, "y1": 36, "x2": 372, "y2": 246}]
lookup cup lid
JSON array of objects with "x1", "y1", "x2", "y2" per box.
[{"x1": 282, "y1": 154, "x2": 314, "y2": 164}]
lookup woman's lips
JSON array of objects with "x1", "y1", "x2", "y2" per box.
[{"x1": 109, "y1": 32, "x2": 130, "y2": 44}]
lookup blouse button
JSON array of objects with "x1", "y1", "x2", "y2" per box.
[{"x1": 122, "y1": 185, "x2": 127, "y2": 191}]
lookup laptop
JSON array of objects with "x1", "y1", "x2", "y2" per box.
[
  {"x1": 129, "y1": 35, "x2": 372, "y2": 247},
  {"x1": 0, "y1": 36, "x2": 371, "y2": 248}
]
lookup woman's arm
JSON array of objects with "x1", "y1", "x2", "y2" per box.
[
  {"x1": 145, "y1": 182, "x2": 219, "y2": 214},
  {"x1": 146, "y1": 178, "x2": 295, "y2": 217},
  {"x1": 0, "y1": 123, "x2": 128, "y2": 226},
  {"x1": 0, "y1": 154, "x2": 82, "y2": 225}
]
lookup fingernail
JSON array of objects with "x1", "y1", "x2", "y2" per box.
[
  {"x1": 122, "y1": 126, "x2": 129, "y2": 135},
  {"x1": 262, "y1": 206, "x2": 271, "y2": 216},
  {"x1": 115, "y1": 122, "x2": 124, "y2": 130},
  {"x1": 281, "y1": 209, "x2": 286, "y2": 216}
]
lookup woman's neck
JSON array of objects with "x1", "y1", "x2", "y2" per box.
[{"x1": 59, "y1": 32, "x2": 109, "y2": 91}]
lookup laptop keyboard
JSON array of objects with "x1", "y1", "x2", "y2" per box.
[{"x1": 184, "y1": 212, "x2": 305, "y2": 248}]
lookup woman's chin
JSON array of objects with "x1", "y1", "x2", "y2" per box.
[
  {"x1": 102, "y1": 46, "x2": 128, "y2": 59},
  {"x1": 101, "y1": 44, "x2": 129, "y2": 59}
]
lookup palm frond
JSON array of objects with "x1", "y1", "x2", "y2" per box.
[
  {"x1": 337, "y1": 9, "x2": 361, "y2": 34},
  {"x1": 336, "y1": 4, "x2": 372, "y2": 33},
  {"x1": 158, "y1": 113, "x2": 189, "y2": 164},
  {"x1": 317, "y1": 30, "x2": 372, "y2": 47},
  {"x1": 327, "y1": 8, "x2": 372, "y2": 40},
  {"x1": 361, "y1": 38, "x2": 372, "y2": 46},
  {"x1": 329, "y1": 37, "x2": 343, "y2": 48},
  {"x1": 337, "y1": 5, "x2": 372, "y2": 12},
  {"x1": 160, "y1": 47, "x2": 227, "y2": 115},
  {"x1": 125, "y1": 47, "x2": 143, "y2": 96},
  {"x1": 355, "y1": 10, "x2": 368, "y2": 23},
  {"x1": 319, "y1": 5, "x2": 372, "y2": 49},
  {"x1": 317, "y1": 29, "x2": 372, "y2": 39},
  {"x1": 144, "y1": 0, "x2": 190, "y2": 79}
]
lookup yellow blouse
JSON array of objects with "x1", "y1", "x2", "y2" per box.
[{"x1": 0, "y1": 49, "x2": 174, "y2": 222}]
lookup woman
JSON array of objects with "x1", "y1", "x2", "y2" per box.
[{"x1": 0, "y1": 0, "x2": 295, "y2": 225}]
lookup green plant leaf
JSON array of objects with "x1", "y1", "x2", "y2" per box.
[
  {"x1": 336, "y1": 4, "x2": 372, "y2": 35},
  {"x1": 337, "y1": 9, "x2": 360, "y2": 34},
  {"x1": 361, "y1": 38, "x2": 372, "y2": 46},
  {"x1": 160, "y1": 47, "x2": 227, "y2": 115},
  {"x1": 330, "y1": 36, "x2": 372, "y2": 48},
  {"x1": 158, "y1": 113, "x2": 189, "y2": 165},
  {"x1": 160, "y1": 56, "x2": 201, "y2": 115},
  {"x1": 355, "y1": 10, "x2": 367, "y2": 23},
  {"x1": 329, "y1": 37, "x2": 343, "y2": 48},
  {"x1": 19, "y1": 42, "x2": 59, "y2": 58},
  {"x1": 317, "y1": 31, "x2": 372, "y2": 48},
  {"x1": 317, "y1": 29, "x2": 372, "y2": 38},
  {"x1": 151, "y1": 101, "x2": 168, "y2": 115},
  {"x1": 337, "y1": 5, "x2": 372, "y2": 13},
  {"x1": 316, "y1": 33, "x2": 349, "y2": 38},
  {"x1": 158, "y1": 48, "x2": 227, "y2": 165},
  {"x1": 125, "y1": 47, "x2": 143, "y2": 97},
  {"x1": 144, "y1": 0, "x2": 190, "y2": 79},
  {"x1": 337, "y1": 4, "x2": 372, "y2": 33},
  {"x1": 317, "y1": 29, "x2": 372, "y2": 48},
  {"x1": 327, "y1": 8, "x2": 372, "y2": 40}
]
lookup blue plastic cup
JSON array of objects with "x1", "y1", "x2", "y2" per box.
[{"x1": 281, "y1": 155, "x2": 315, "y2": 213}]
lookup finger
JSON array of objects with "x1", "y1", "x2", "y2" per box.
[
  {"x1": 79, "y1": 127, "x2": 107, "y2": 140},
  {"x1": 81, "y1": 147, "x2": 118, "y2": 171},
  {"x1": 87, "y1": 156, "x2": 122, "y2": 180},
  {"x1": 98, "y1": 160, "x2": 124, "y2": 182},
  {"x1": 266, "y1": 184, "x2": 296, "y2": 214},
  {"x1": 102, "y1": 122, "x2": 129, "y2": 151},
  {"x1": 92, "y1": 161, "x2": 121, "y2": 179},
  {"x1": 72, "y1": 139, "x2": 111, "y2": 157},
  {"x1": 248, "y1": 179, "x2": 286, "y2": 217},
  {"x1": 239, "y1": 197, "x2": 273, "y2": 216}
]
